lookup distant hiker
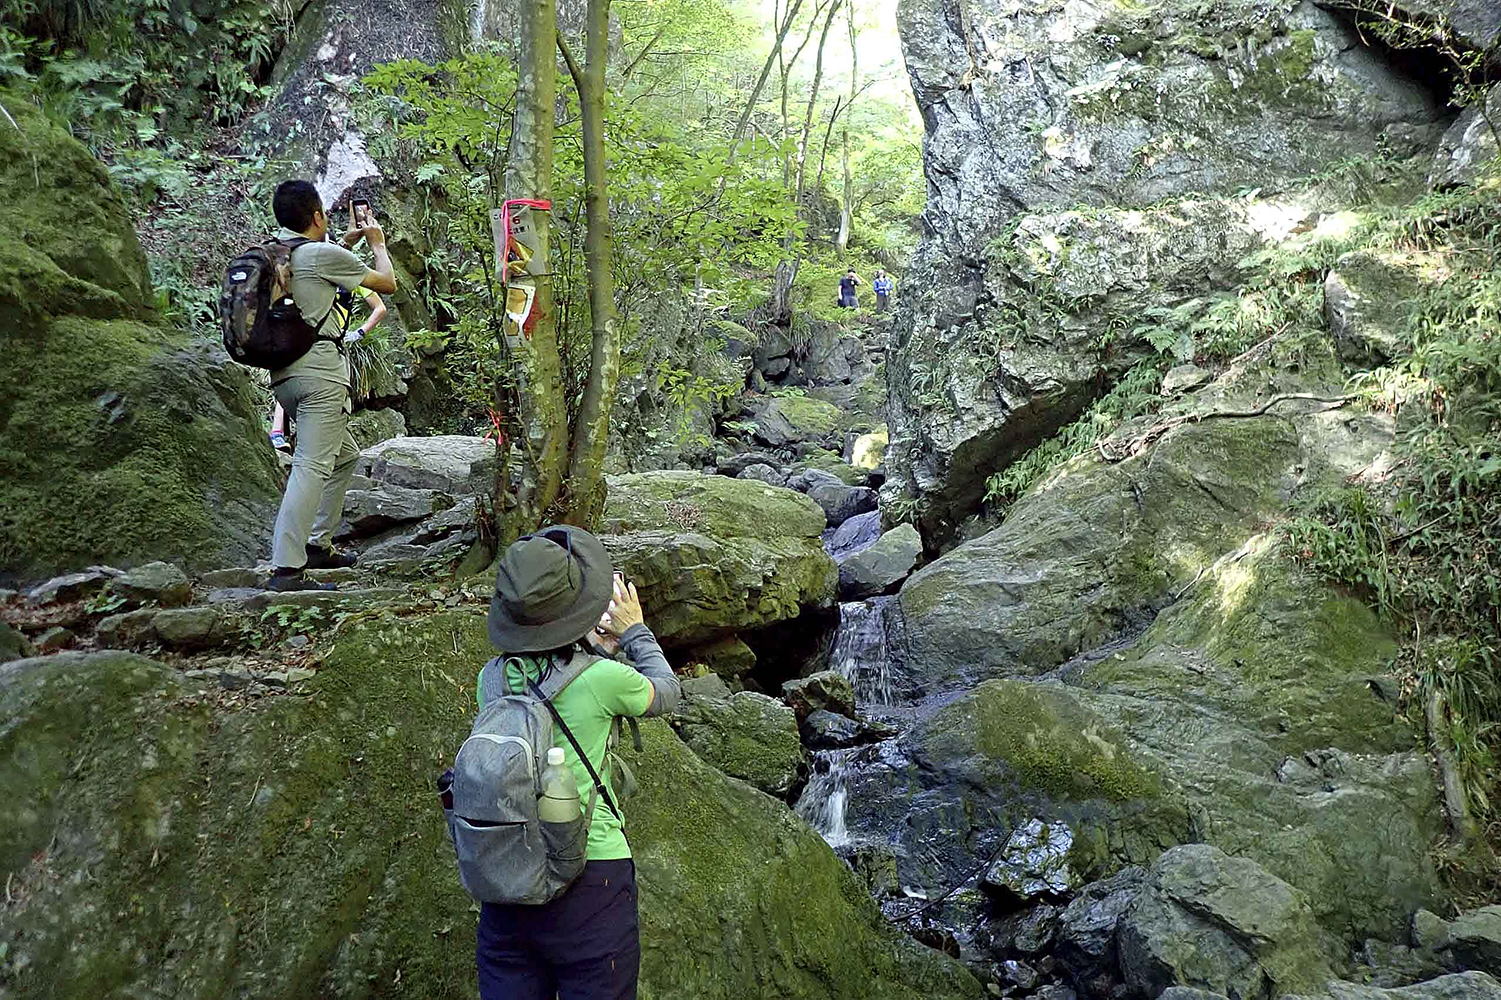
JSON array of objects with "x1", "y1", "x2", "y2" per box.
[
  {"x1": 873, "y1": 270, "x2": 894, "y2": 312},
  {"x1": 269, "y1": 284, "x2": 387, "y2": 452},
  {"x1": 263, "y1": 181, "x2": 396, "y2": 592},
  {"x1": 459, "y1": 526, "x2": 680, "y2": 1000},
  {"x1": 839, "y1": 268, "x2": 862, "y2": 309}
]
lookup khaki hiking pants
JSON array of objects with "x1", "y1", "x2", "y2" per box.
[{"x1": 271, "y1": 375, "x2": 359, "y2": 570}]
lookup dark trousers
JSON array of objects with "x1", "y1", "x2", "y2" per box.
[
  {"x1": 477, "y1": 859, "x2": 640, "y2": 1000},
  {"x1": 876, "y1": 292, "x2": 889, "y2": 312}
]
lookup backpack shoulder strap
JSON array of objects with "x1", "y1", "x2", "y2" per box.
[
  {"x1": 535, "y1": 647, "x2": 600, "y2": 702},
  {"x1": 477, "y1": 656, "x2": 509, "y2": 705}
]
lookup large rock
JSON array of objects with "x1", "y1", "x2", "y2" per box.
[
  {"x1": 0, "y1": 620, "x2": 33, "y2": 663},
  {"x1": 1055, "y1": 867, "x2": 1147, "y2": 986},
  {"x1": 0, "y1": 102, "x2": 281, "y2": 585},
  {"x1": 900, "y1": 0, "x2": 1440, "y2": 246},
  {"x1": 888, "y1": 0, "x2": 1446, "y2": 545},
  {"x1": 896, "y1": 348, "x2": 1396, "y2": 691},
  {"x1": 356, "y1": 435, "x2": 496, "y2": 494},
  {"x1": 598, "y1": 472, "x2": 837, "y2": 648},
  {"x1": 347, "y1": 408, "x2": 408, "y2": 449},
  {"x1": 1281, "y1": 973, "x2": 1501, "y2": 1000},
  {"x1": 1450, "y1": 906, "x2": 1501, "y2": 975},
  {"x1": 1431, "y1": 83, "x2": 1501, "y2": 189},
  {"x1": 841, "y1": 533, "x2": 1441, "y2": 943},
  {"x1": 0, "y1": 621, "x2": 980, "y2": 1000},
  {"x1": 753, "y1": 395, "x2": 844, "y2": 449},
  {"x1": 337, "y1": 484, "x2": 454, "y2": 537},
  {"x1": 806, "y1": 482, "x2": 878, "y2": 528},
  {"x1": 673, "y1": 691, "x2": 804, "y2": 797},
  {"x1": 1120, "y1": 845, "x2": 1341, "y2": 997},
  {"x1": 1325, "y1": 250, "x2": 1427, "y2": 366},
  {"x1": 838, "y1": 524, "x2": 922, "y2": 600},
  {"x1": 782, "y1": 671, "x2": 857, "y2": 720}
]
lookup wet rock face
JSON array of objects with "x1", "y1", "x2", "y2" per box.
[{"x1": 887, "y1": 0, "x2": 1448, "y2": 546}]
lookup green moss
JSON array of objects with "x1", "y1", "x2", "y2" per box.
[
  {"x1": 1085, "y1": 537, "x2": 1409, "y2": 755},
  {"x1": 602, "y1": 470, "x2": 828, "y2": 540},
  {"x1": 967, "y1": 680, "x2": 1162, "y2": 803},
  {"x1": 792, "y1": 448, "x2": 867, "y2": 486},
  {"x1": 767, "y1": 394, "x2": 844, "y2": 436},
  {"x1": 0, "y1": 99, "x2": 281, "y2": 580},
  {"x1": 1, "y1": 614, "x2": 978, "y2": 999}
]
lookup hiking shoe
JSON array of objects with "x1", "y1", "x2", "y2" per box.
[
  {"x1": 265, "y1": 569, "x2": 337, "y2": 593},
  {"x1": 305, "y1": 544, "x2": 358, "y2": 570},
  {"x1": 270, "y1": 431, "x2": 292, "y2": 453}
]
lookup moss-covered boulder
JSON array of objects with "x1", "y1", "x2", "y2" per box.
[
  {"x1": 673, "y1": 690, "x2": 804, "y2": 797},
  {"x1": 0, "y1": 613, "x2": 979, "y2": 999},
  {"x1": 753, "y1": 395, "x2": 845, "y2": 449},
  {"x1": 599, "y1": 471, "x2": 837, "y2": 648},
  {"x1": 836, "y1": 678, "x2": 1191, "y2": 912},
  {"x1": 0, "y1": 98, "x2": 280, "y2": 583}
]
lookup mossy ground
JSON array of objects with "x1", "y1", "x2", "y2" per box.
[{"x1": 1, "y1": 611, "x2": 977, "y2": 999}]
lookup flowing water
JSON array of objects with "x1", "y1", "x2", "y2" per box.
[
  {"x1": 795, "y1": 748, "x2": 856, "y2": 848},
  {"x1": 795, "y1": 600, "x2": 899, "y2": 846}
]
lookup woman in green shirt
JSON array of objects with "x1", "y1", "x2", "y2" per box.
[{"x1": 476, "y1": 525, "x2": 680, "y2": 1000}]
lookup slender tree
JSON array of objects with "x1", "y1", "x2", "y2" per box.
[
  {"x1": 792, "y1": 0, "x2": 841, "y2": 209},
  {"x1": 503, "y1": 0, "x2": 567, "y2": 537},
  {"x1": 722, "y1": 0, "x2": 805, "y2": 171},
  {"x1": 836, "y1": 4, "x2": 856, "y2": 253},
  {"x1": 558, "y1": 0, "x2": 619, "y2": 528}
]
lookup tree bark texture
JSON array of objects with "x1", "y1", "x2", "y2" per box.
[
  {"x1": 559, "y1": 0, "x2": 619, "y2": 530},
  {"x1": 505, "y1": 0, "x2": 567, "y2": 535}
]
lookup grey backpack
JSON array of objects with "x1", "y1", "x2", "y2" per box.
[{"x1": 444, "y1": 649, "x2": 621, "y2": 905}]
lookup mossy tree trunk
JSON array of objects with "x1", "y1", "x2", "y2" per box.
[
  {"x1": 558, "y1": 0, "x2": 619, "y2": 531},
  {"x1": 504, "y1": 0, "x2": 568, "y2": 539}
]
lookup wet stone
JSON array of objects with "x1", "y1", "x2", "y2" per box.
[{"x1": 983, "y1": 819, "x2": 1081, "y2": 901}]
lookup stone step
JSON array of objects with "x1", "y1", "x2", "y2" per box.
[{"x1": 206, "y1": 587, "x2": 409, "y2": 614}]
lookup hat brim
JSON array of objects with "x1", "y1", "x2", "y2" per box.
[{"x1": 486, "y1": 526, "x2": 614, "y2": 653}]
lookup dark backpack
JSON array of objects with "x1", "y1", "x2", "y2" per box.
[{"x1": 219, "y1": 237, "x2": 334, "y2": 370}]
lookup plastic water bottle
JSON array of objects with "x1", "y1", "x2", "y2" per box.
[{"x1": 538, "y1": 747, "x2": 581, "y2": 823}]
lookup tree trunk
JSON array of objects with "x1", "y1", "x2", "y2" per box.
[
  {"x1": 504, "y1": 0, "x2": 566, "y2": 537},
  {"x1": 722, "y1": 0, "x2": 804, "y2": 172},
  {"x1": 836, "y1": 5, "x2": 856, "y2": 254},
  {"x1": 792, "y1": 0, "x2": 841, "y2": 212},
  {"x1": 778, "y1": 0, "x2": 831, "y2": 188},
  {"x1": 558, "y1": 0, "x2": 618, "y2": 529}
]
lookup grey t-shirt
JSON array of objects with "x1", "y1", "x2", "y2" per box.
[{"x1": 268, "y1": 228, "x2": 369, "y2": 388}]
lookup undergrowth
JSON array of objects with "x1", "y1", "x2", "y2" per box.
[{"x1": 1280, "y1": 173, "x2": 1501, "y2": 900}]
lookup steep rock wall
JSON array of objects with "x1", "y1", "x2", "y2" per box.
[{"x1": 887, "y1": 0, "x2": 1448, "y2": 545}]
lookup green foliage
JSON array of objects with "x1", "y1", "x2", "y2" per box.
[
  {"x1": 1286, "y1": 178, "x2": 1501, "y2": 826},
  {"x1": 2, "y1": 0, "x2": 291, "y2": 158},
  {"x1": 983, "y1": 363, "x2": 1165, "y2": 510}
]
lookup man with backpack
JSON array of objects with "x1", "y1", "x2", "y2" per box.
[
  {"x1": 262, "y1": 181, "x2": 397, "y2": 592},
  {"x1": 450, "y1": 526, "x2": 680, "y2": 1000}
]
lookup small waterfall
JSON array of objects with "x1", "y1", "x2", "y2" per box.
[
  {"x1": 796, "y1": 749, "x2": 856, "y2": 848},
  {"x1": 830, "y1": 600, "x2": 895, "y2": 709}
]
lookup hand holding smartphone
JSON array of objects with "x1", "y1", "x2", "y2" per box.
[{"x1": 600, "y1": 572, "x2": 644, "y2": 638}]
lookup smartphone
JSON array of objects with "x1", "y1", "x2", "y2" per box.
[{"x1": 351, "y1": 199, "x2": 372, "y2": 228}]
